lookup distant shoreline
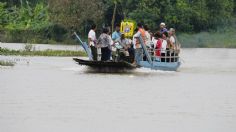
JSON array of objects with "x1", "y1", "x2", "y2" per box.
[
  {"x1": 1, "y1": 30, "x2": 236, "y2": 49},
  {"x1": 0, "y1": 48, "x2": 86, "y2": 57}
]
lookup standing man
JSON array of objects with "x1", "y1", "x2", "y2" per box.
[
  {"x1": 160, "y1": 22, "x2": 168, "y2": 34},
  {"x1": 88, "y1": 24, "x2": 97, "y2": 60},
  {"x1": 134, "y1": 23, "x2": 146, "y2": 44},
  {"x1": 144, "y1": 24, "x2": 152, "y2": 48},
  {"x1": 112, "y1": 23, "x2": 121, "y2": 42},
  {"x1": 133, "y1": 23, "x2": 146, "y2": 65}
]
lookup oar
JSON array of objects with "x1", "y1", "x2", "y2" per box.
[
  {"x1": 73, "y1": 32, "x2": 93, "y2": 60},
  {"x1": 139, "y1": 36, "x2": 153, "y2": 67},
  {"x1": 73, "y1": 32, "x2": 83, "y2": 43}
]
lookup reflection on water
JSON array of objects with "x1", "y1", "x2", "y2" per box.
[{"x1": 0, "y1": 48, "x2": 236, "y2": 132}]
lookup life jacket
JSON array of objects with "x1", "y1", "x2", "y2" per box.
[
  {"x1": 139, "y1": 28, "x2": 146, "y2": 44},
  {"x1": 155, "y1": 38, "x2": 163, "y2": 56},
  {"x1": 135, "y1": 28, "x2": 146, "y2": 48}
]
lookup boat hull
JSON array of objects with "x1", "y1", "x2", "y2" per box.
[
  {"x1": 139, "y1": 61, "x2": 181, "y2": 71},
  {"x1": 73, "y1": 58, "x2": 181, "y2": 72},
  {"x1": 73, "y1": 58, "x2": 137, "y2": 72}
]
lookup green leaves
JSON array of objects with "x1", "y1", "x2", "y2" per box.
[
  {"x1": 105, "y1": 0, "x2": 235, "y2": 32},
  {"x1": 0, "y1": 1, "x2": 49, "y2": 30},
  {"x1": 1, "y1": 0, "x2": 235, "y2": 35}
]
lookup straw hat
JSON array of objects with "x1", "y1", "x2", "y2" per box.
[{"x1": 160, "y1": 22, "x2": 166, "y2": 26}]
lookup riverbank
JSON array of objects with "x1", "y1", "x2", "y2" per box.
[
  {"x1": 0, "y1": 48, "x2": 86, "y2": 57},
  {"x1": 0, "y1": 60, "x2": 15, "y2": 66},
  {"x1": 0, "y1": 42, "x2": 83, "y2": 51},
  {"x1": 178, "y1": 30, "x2": 236, "y2": 48}
]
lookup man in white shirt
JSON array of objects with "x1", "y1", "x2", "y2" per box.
[{"x1": 88, "y1": 24, "x2": 97, "y2": 60}]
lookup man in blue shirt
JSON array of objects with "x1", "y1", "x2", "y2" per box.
[
  {"x1": 112, "y1": 24, "x2": 121, "y2": 41},
  {"x1": 160, "y1": 22, "x2": 168, "y2": 34}
]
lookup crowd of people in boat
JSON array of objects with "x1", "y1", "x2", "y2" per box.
[{"x1": 87, "y1": 22, "x2": 181, "y2": 64}]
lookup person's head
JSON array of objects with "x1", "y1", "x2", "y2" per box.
[
  {"x1": 150, "y1": 32, "x2": 154, "y2": 37},
  {"x1": 91, "y1": 24, "x2": 96, "y2": 31},
  {"x1": 169, "y1": 28, "x2": 175, "y2": 36},
  {"x1": 137, "y1": 23, "x2": 143, "y2": 28},
  {"x1": 144, "y1": 25, "x2": 149, "y2": 31},
  {"x1": 102, "y1": 27, "x2": 109, "y2": 34},
  {"x1": 121, "y1": 33, "x2": 125, "y2": 39},
  {"x1": 154, "y1": 31, "x2": 162, "y2": 39},
  {"x1": 107, "y1": 27, "x2": 112, "y2": 35},
  {"x1": 162, "y1": 31, "x2": 168, "y2": 39},
  {"x1": 160, "y1": 22, "x2": 166, "y2": 29},
  {"x1": 134, "y1": 28, "x2": 139, "y2": 33},
  {"x1": 115, "y1": 23, "x2": 120, "y2": 32}
]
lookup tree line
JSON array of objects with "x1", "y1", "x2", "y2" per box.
[{"x1": 0, "y1": 0, "x2": 235, "y2": 43}]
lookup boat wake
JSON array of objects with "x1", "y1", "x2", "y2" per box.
[
  {"x1": 135, "y1": 67, "x2": 176, "y2": 74},
  {"x1": 61, "y1": 66, "x2": 87, "y2": 73},
  {"x1": 62, "y1": 65, "x2": 176, "y2": 76}
]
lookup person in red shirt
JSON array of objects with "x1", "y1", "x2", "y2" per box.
[{"x1": 154, "y1": 31, "x2": 163, "y2": 58}]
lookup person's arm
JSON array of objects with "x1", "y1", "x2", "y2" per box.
[
  {"x1": 108, "y1": 36, "x2": 114, "y2": 49},
  {"x1": 174, "y1": 35, "x2": 181, "y2": 51},
  {"x1": 109, "y1": 36, "x2": 114, "y2": 46},
  {"x1": 88, "y1": 31, "x2": 95, "y2": 46},
  {"x1": 96, "y1": 36, "x2": 101, "y2": 48},
  {"x1": 132, "y1": 37, "x2": 136, "y2": 49},
  {"x1": 88, "y1": 37, "x2": 92, "y2": 46},
  {"x1": 169, "y1": 37, "x2": 175, "y2": 49},
  {"x1": 121, "y1": 40, "x2": 128, "y2": 50},
  {"x1": 112, "y1": 32, "x2": 115, "y2": 40},
  {"x1": 133, "y1": 31, "x2": 141, "y2": 37},
  {"x1": 88, "y1": 32, "x2": 91, "y2": 46}
]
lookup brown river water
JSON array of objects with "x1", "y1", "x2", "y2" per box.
[{"x1": 0, "y1": 48, "x2": 236, "y2": 132}]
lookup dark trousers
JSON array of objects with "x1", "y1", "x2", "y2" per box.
[
  {"x1": 161, "y1": 52, "x2": 171, "y2": 62},
  {"x1": 161, "y1": 53, "x2": 166, "y2": 62},
  {"x1": 166, "y1": 49, "x2": 170, "y2": 62},
  {"x1": 90, "y1": 46, "x2": 97, "y2": 61},
  {"x1": 101, "y1": 47, "x2": 111, "y2": 61},
  {"x1": 174, "y1": 53, "x2": 179, "y2": 62},
  {"x1": 128, "y1": 47, "x2": 135, "y2": 62}
]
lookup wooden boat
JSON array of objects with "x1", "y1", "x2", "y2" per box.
[
  {"x1": 73, "y1": 32, "x2": 181, "y2": 72},
  {"x1": 73, "y1": 58, "x2": 136, "y2": 69}
]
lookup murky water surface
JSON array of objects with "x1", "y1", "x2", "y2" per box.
[{"x1": 0, "y1": 48, "x2": 236, "y2": 132}]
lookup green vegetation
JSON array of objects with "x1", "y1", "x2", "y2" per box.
[
  {"x1": 178, "y1": 30, "x2": 236, "y2": 48},
  {"x1": 0, "y1": 0, "x2": 236, "y2": 47},
  {"x1": 0, "y1": 60, "x2": 15, "y2": 66},
  {"x1": 0, "y1": 48, "x2": 86, "y2": 57}
]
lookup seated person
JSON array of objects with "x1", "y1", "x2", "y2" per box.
[
  {"x1": 119, "y1": 34, "x2": 130, "y2": 49},
  {"x1": 112, "y1": 24, "x2": 121, "y2": 41},
  {"x1": 116, "y1": 34, "x2": 134, "y2": 62}
]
